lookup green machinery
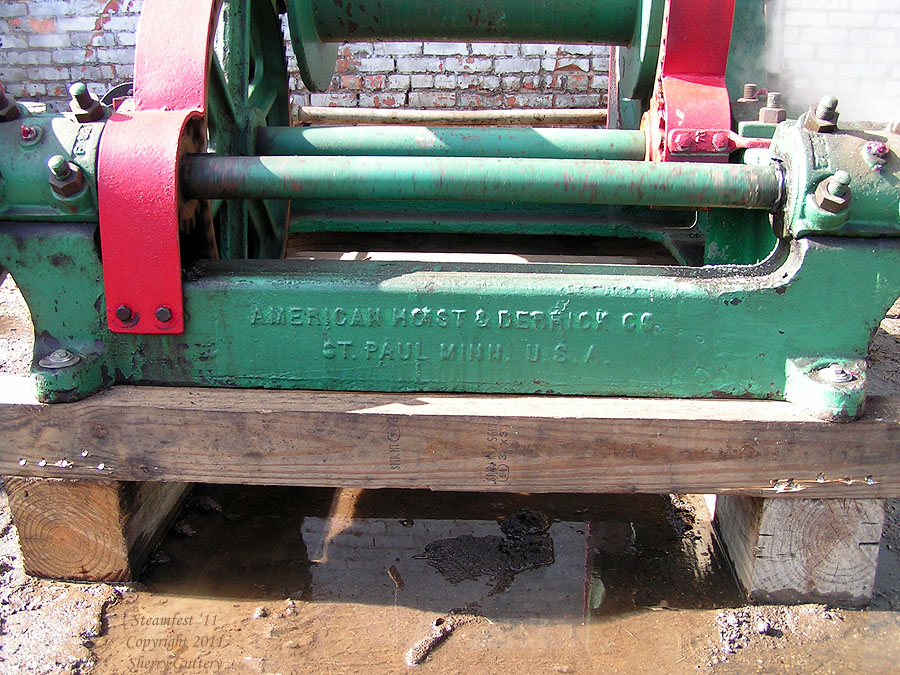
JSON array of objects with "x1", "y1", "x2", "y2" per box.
[{"x1": 0, "y1": 0, "x2": 899, "y2": 423}]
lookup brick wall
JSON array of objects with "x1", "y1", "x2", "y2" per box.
[
  {"x1": 0, "y1": 0, "x2": 897, "y2": 121},
  {"x1": 0, "y1": 0, "x2": 608, "y2": 113},
  {"x1": 766, "y1": 0, "x2": 900, "y2": 121}
]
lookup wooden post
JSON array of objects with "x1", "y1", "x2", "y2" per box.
[
  {"x1": 715, "y1": 496, "x2": 885, "y2": 607},
  {"x1": 3, "y1": 477, "x2": 190, "y2": 582}
]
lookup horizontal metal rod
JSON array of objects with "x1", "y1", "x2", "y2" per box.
[
  {"x1": 303, "y1": 0, "x2": 640, "y2": 44},
  {"x1": 258, "y1": 126, "x2": 645, "y2": 160},
  {"x1": 181, "y1": 155, "x2": 782, "y2": 210},
  {"x1": 295, "y1": 106, "x2": 608, "y2": 126}
]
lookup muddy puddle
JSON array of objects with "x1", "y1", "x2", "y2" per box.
[{"x1": 89, "y1": 488, "x2": 749, "y2": 673}]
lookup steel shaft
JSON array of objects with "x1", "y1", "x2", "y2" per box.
[
  {"x1": 257, "y1": 126, "x2": 647, "y2": 160},
  {"x1": 182, "y1": 155, "x2": 781, "y2": 210}
]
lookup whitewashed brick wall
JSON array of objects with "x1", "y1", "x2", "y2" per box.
[
  {"x1": 766, "y1": 0, "x2": 900, "y2": 121},
  {"x1": 0, "y1": 0, "x2": 897, "y2": 121}
]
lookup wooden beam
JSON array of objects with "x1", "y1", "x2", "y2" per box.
[
  {"x1": 1, "y1": 381, "x2": 900, "y2": 496},
  {"x1": 715, "y1": 496, "x2": 885, "y2": 607},
  {"x1": 3, "y1": 477, "x2": 190, "y2": 581},
  {"x1": 296, "y1": 106, "x2": 608, "y2": 126}
]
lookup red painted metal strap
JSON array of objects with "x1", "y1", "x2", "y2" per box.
[
  {"x1": 97, "y1": 0, "x2": 219, "y2": 334},
  {"x1": 646, "y1": 0, "x2": 736, "y2": 163}
]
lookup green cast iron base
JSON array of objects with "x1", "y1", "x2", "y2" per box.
[{"x1": 3, "y1": 221, "x2": 899, "y2": 421}]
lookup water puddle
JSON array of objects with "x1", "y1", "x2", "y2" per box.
[{"x1": 92, "y1": 487, "x2": 742, "y2": 673}]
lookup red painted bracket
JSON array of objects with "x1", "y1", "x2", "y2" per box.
[
  {"x1": 646, "y1": 0, "x2": 736, "y2": 163},
  {"x1": 97, "y1": 0, "x2": 219, "y2": 334}
]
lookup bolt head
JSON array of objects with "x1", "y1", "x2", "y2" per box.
[
  {"x1": 115, "y1": 305, "x2": 134, "y2": 322},
  {"x1": 156, "y1": 306, "x2": 173, "y2": 322},
  {"x1": 804, "y1": 104, "x2": 838, "y2": 133},
  {"x1": 21, "y1": 125, "x2": 36, "y2": 140},
  {"x1": 48, "y1": 155, "x2": 70, "y2": 179},
  {"x1": 819, "y1": 363, "x2": 855, "y2": 383},
  {"x1": 814, "y1": 176, "x2": 851, "y2": 213},
  {"x1": 866, "y1": 141, "x2": 890, "y2": 159},
  {"x1": 38, "y1": 348, "x2": 81, "y2": 369}
]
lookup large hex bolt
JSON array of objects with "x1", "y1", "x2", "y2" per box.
[
  {"x1": 814, "y1": 170, "x2": 852, "y2": 213},
  {"x1": 738, "y1": 83, "x2": 759, "y2": 102},
  {"x1": 68, "y1": 82, "x2": 104, "y2": 122},
  {"x1": 0, "y1": 83, "x2": 21, "y2": 122},
  {"x1": 805, "y1": 95, "x2": 839, "y2": 133},
  {"x1": 48, "y1": 155, "x2": 86, "y2": 197},
  {"x1": 758, "y1": 91, "x2": 787, "y2": 124}
]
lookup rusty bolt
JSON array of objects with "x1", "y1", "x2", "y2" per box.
[
  {"x1": 21, "y1": 125, "x2": 37, "y2": 141},
  {"x1": 0, "y1": 83, "x2": 21, "y2": 123},
  {"x1": 740, "y1": 83, "x2": 758, "y2": 101},
  {"x1": 48, "y1": 155, "x2": 86, "y2": 197},
  {"x1": 156, "y1": 306, "x2": 173, "y2": 322},
  {"x1": 828, "y1": 170, "x2": 851, "y2": 197},
  {"x1": 68, "y1": 82, "x2": 104, "y2": 122},
  {"x1": 712, "y1": 132, "x2": 730, "y2": 151},
  {"x1": 866, "y1": 141, "x2": 889, "y2": 159},
  {"x1": 670, "y1": 130, "x2": 690, "y2": 151},
  {"x1": 115, "y1": 305, "x2": 134, "y2": 322},
  {"x1": 814, "y1": 170, "x2": 852, "y2": 213},
  {"x1": 805, "y1": 95, "x2": 839, "y2": 133},
  {"x1": 819, "y1": 362, "x2": 854, "y2": 383},
  {"x1": 758, "y1": 91, "x2": 787, "y2": 124},
  {"x1": 816, "y1": 95, "x2": 838, "y2": 121}
]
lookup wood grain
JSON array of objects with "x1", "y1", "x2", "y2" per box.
[
  {"x1": 1, "y1": 381, "x2": 899, "y2": 496},
  {"x1": 3, "y1": 477, "x2": 190, "y2": 581},
  {"x1": 715, "y1": 496, "x2": 885, "y2": 606}
]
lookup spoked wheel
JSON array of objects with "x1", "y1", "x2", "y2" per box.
[{"x1": 207, "y1": 0, "x2": 291, "y2": 260}]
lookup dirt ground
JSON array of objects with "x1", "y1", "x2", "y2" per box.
[{"x1": 1, "y1": 274, "x2": 900, "y2": 674}]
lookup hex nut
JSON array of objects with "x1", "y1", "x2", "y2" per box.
[
  {"x1": 759, "y1": 106, "x2": 787, "y2": 124},
  {"x1": 804, "y1": 105, "x2": 839, "y2": 133},
  {"x1": 814, "y1": 178, "x2": 852, "y2": 213},
  {"x1": 68, "y1": 85, "x2": 104, "y2": 123},
  {"x1": 49, "y1": 161, "x2": 86, "y2": 197},
  {"x1": 0, "y1": 97, "x2": 20, "y2": 123}
]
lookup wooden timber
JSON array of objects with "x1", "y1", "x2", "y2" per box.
[
  {"x1": 296, "y1": 105, "x2": 608, "y2": 126},
  {"x1": 3, "y1": 477, "x2": 190, "y2": 581},
  {"x1": 715, "y1": 496, "x2": 885, "y2": 607},
  {"x1": 1, "y1": 379, "x2": 899, "y2": 497}
]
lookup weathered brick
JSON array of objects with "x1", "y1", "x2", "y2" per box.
[
  {"x1": 471, "y1": 43, "x2": 518, "y2": 57},
  {"x1": 0, "y1": 4, "x2": 27, "y2": 18},
  {"x1": 359, "y1": 92, "x2": 406, "y2": 108},
  {"x1": 433, "y1": 74, "x2": 456, "y2": 89},
  {"x1": 443, "y1": 56, "x2": 492, "y2": 73},
  {"x1": 386, "y1": 74, "x2": 410, "y2": 89},
  {"x1": 32, "y1": 66, "x2": 69, "y2": 81},
  {"x1": 408, "y1": 92, "x2": 456, "y2": 108},
  {"x1": 117, "y1": 32, "x2": 137, "y2": 46},
  {"x1": 310, "y1": 92, "x2": 358, "y2": 107},
  {"x1": 459, "y1": 92, "x2": 503, "y2": 108},
  {"x1": 505, "y1": 93, "x2": 553, "y2": 108},
  {"x1": 397, "y1": 57, "x2": 442, "y2": 73},
  {"x1": 29, "y1": 33, "x2": 69, "y2": 48},
  {"x1": 552, "y1": 93, "x2": 600, "y2": 108},
  {"x1": 23, "y1": 2, "x2": 69, "y2": 18},
  {"x1": 410, "y1": 74, "x2": 434, "y2": 89},
  {"x1": 494, "y1": 58, "x2": 540, "y2": 74},
  {"x1": 422, "y1": 42, "x2": 467, "y2": 56},
  {"x1": 94, "y1": 48, "x2": 134, "y2": 64},
  {"x1": 355, "y1": 57, "x2": 394, "y2": 73},
  {"x1": 56, "y1": 16, "x2": 97, "y2": 31},
  {"x1": 500, "y1": 76, "x2": 521, "y2": 91},
  {"x1": 373, "y1": 41, "x2": 422, "y2": 56}
]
